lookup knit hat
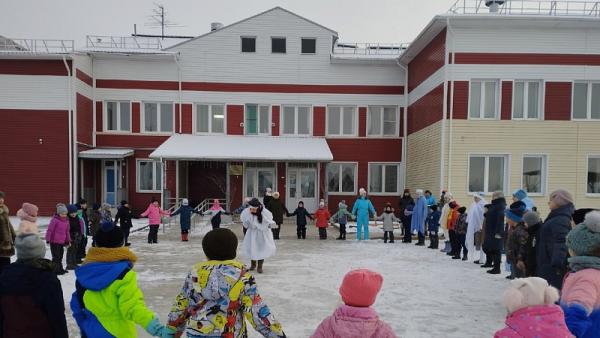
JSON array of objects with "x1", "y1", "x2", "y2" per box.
[
  {"x1": 523, "y1": 211, "x2": 542, "y2": 226},
  {"x1": 95, "y1": 220, "x2": 124, "y2": 248},
  {"x1": 502, "y1": 277, "x2": 560, "y2": 314},
  {"x1": 567, "y1": 211, "x2": 600, "y2": 257},
  {"x1": 492, "y1": 191, "x2": 505, "y2": 200},
  {"x1": 17, "y1": 203, "x2": 38, "y2": 223},
  {"x1": 101, "y1": 203, "x2": 111, "y2": 211},
  {"x1": 573, "y1": 208, "x2": 598, "y2": 225},
  {"x1": 505, "y1": 201, "x2": 527, "y2": 223},
  {"x1": 449, "y1": 201, "x2": 458, "y2": 209},
  {"x1": 92, "y1": 203, "x2": 100, "y2": 211},
  {"x1": 67, "y1": 204, "x2": 78, "y2": 214},
  {"x1": 248, "y1": 198, "x2": 261, "y2": 208},
  {"x1": 339, "y1": 269, "x2": 383, "y2": 307},
  {"x1": 182, "y1": 198, "x2": 189, "y2": 206},
  {"x1": 202, "y1": 228, "x2": 238, "y2": 260},
  {"x1": 120, "y1": 200, "x2": 128, "y2": 207},
  {"x1": 512, "y1": 189, "x2": 528, "y2": 201},
  {"x1": 550, "y1": 189, "x2": 574, "y2": 207},
  {"x1": 359, "y1": 187, "x2": 367, "y2": 196},
  {"x1": 79, "y1": 198, "x2": 87, "y2": 205},
  {"x1": 15, "y1": 233, "x2": 46, "y2": 260},
  {"x1": 56, "y1": 203, "x2": 68, "y2": 215}
]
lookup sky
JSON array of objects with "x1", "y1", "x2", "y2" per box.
[{"x1": 1, "y1": 0, "x2": 452, "y2": 48}]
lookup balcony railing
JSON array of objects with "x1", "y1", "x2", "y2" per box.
[
  {"x1": 333, "y1": 42, "x2": 410, "y2": 56},
  {"x1": 0, "y1": 38, "x2": 74, "y2": 53},
  {"x1": 449, "y1": 0, "x2": 600, "y2": 16},
  {"x1": 86, "y1": 35, "x2": 163, "y2": 50}
]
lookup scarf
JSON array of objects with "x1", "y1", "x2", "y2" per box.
[
  {"x1": 568, "y1": 255, "x2": 600, "y2": 272},
  {"x1": 84, "y1": 247, "x2": 137, "y2": 265}
]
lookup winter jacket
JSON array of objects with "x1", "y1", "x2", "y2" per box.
[
  {"x1": 315, "y1": 208, "x2": 331, "y2": 228},
  {"x1": 77, "y1": 206, "x2": 90, "y2": 235},
  {"x1": 526, "y1": 221, "x2": 542, "y2": 277},
  {"x1": 68, "y1": 214, "x2": 85, "y2": 235},
  {"x1": 425, "y1": 195, "x2": 436, "y2": 207},
  {"x1": 0, "y1": 205, "x2": 15, "y2": 257},
  {"x1": 483, "y1": 198, "x2": 507, "y2": 252},
  {"x1": 311, "y1": 305, "x2": 397, "y2": 338},
  {"x1": 494, "y1": 305, "x2": 572, "y2": 338},
  {"x1": 167, "y1": 260, "x2": 285, "y2": 338},
  {"x1": 71, "y1": 247, "x2": 155, "y2": 338},
  {"x1": 0, "y1": 258, "x2": 68, "y2": 338},
  {"x1": 561, "y1": 268, "x2": 600, "y2": 338},
  {"x1": 263, "y1": 195, "x2": 273, "y2": 211},
  {"x1": 330, "y1": 204, "x2": 353, "y2": 225},
  {"x1": 455, "y1": 213, "x2": 468, "y2": 235},
  {"x1": 289, "y1": 206, "x2": 313, "y2": 227},
  {"x1": 268, "y1": 198, "x2": 288, "y2": 225},
  {"x1": 45, "y1": 214, "x2": 71, "y2": 245},
  {"x1": 114, "y1": 206, "x2": 134, "y2": 230},
  {"x1": 100, "y1": 209, "x2": 113, "y2": 223},
  {"x1": 537, "y1": 203, "x2": 574, "y2": 290},
  {"x1": 88, "y1": 210, "x2": 102, "y2": 237},
  {"x1": 427, "y1": 210, "x2": 441, "y2": 232},
  {"x1": 140, "y1": 203, "x2": 170, "y2": 225},
  {"x1": 506, "y1": 223, "x2": 529, "y2": 266},
  {"x1": 377, "y1": 212, "x2": 399, "y2": 232},
  {"x1": 446, "y1": 207, "x2": 460, "y2": 231},
  {"x1": 171, "y1": 205, "x2": 200, "y2": 231}
]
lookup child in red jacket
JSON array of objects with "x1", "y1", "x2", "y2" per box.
[{"x1": 314, "y1": 201, "x2": 331, "y2": 240}]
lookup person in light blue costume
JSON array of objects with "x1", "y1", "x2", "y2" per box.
[
  {"x1": 351, "y1": 188, "x2": 376, "y2": 241},
  {"x1": 411, "y1": 189, "x2": 429, "y2": 246},
  {"x1": 512, "y1": 189, "x2": 535, "y2": 211}
]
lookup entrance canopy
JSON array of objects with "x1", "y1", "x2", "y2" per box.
[
  {"x1": 79, "y1": 148, "x2": 134, "y2": 159},
  {"x1": 149, "y1": 134, "x2": 333, "y2": 161}
]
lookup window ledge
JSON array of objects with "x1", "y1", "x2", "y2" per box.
[
  {"x1": 137, "y1": 190, "x2": 161, "y2": 194},
  {"x1": 585, "y1": 193, "x2": 600, "y2": 198},
  {"x1": 369, "y1": 192, "x2": 400, "y2": 196},
  {"x1": 327, "y1": 192, "x2": 357, "y2": 196},
  {"x1": 140, "y1": 132, "x2": 175, "y2": 136}
]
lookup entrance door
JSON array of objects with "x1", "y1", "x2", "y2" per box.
[
  {"x1": 245, "y1": 167, "x2": 275, "y2": 199},
  {"x1": 103, "y1": 160, "x2": 120, "y2": 206},
  {"x1": 286, "y1": 164, "x2": 317, "y2": 213}
]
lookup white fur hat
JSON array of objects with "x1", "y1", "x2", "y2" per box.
[
  {"x1": 416, "y1": 189, "x2": 424, "y2": 196},
  {"x1": 359, "y1": 188, "x2": 367, "y2": 196},
  {"x1": 182, "y1": 198, "x2": 189, "y2": 206},
  {"x1": 502, "y1": 277, "x2": 559, "y2": 314}
]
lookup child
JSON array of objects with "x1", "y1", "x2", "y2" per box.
[
  {"x1": 76, "y1": 198, "x2": 89, "y2": 260},
  {"x1": 523, "y1": 211, "x2": 543, "y2": 277},
  {"x1": 100, "y1": 202, "x2": 113, "y2": 222},
  {"x1": 288, "y1": 200, "x2": 313, "y2": 239},
  {"x1": 427, "y1": 205, "x2": 441, "y2": 249},
  {"x1": 453, "y1": 206, "x2": 469, "y2": 260},
  {"x1": 495, "y1": 277, "x2": 571, "y2": 338},
  {"x1": 140, "y1": 198, "x2": 170, "y2": 244},
  {"x1": 311, "y1": 269, "x2": 396, "y2": 338},
  {"x1": 446, "y1": 201, "x2": 460, "y2": 257},
  {"x1": 171, "y1": 198, "x2": 201, "y2": 241},
  {"x1": 314, "y1": 201, "x2": 331, "y2": 240},
  {"x1": 167, "y1": 228, "x2": 285, "y2": 337},
  {"x1": 114, "y1": 200, "x2": 134, "y2": 246},
  {"x1": 71, "y1": 220, "x2": 172, "y2": 338},
  {"x1": 330, "y1": 200, "x2": 353, "y2": 240},
  {"x1": 203, "y1": 199, "x2": 228, "y2": 230},
  {"x1": 561, "y1": 211, "x2": 600, "y2": 337},
  {"x1": 376, "y1": 203, "x2": 399, "y2": 243},
  {"x1": 88, "y1": 203, "x2": 102, "y2": 247},
  {"x1": 45, "y1": 204, "x2": 71, "y2": 275},
  {"x1": 505, "y1": 201, "x2": 528, "y2": 279},
  {"x1": 66, "y1": 204, "x2": 85, "y2": 270}
]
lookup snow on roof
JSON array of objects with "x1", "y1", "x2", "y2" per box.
[
  {"x1": 79, "y1": 148, "x2": 134, "y2": 159},
  {"x1": 149, "y1": 134, "x2": 333, "y2": 161}
]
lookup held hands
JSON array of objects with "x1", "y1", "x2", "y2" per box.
[{"x1": 145, "y1": 318, "x2": 176, "y2": 338}]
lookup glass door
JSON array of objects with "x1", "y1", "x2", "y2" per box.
[
  {"x1": 245, "y1": 167, "x2": 275, "y2": 199},
  {"x1": 103, "y1": 160, "x2": 119, "y2": 206},
  {"x1": 286, "y1": 164, "x2": 318, "y2": 212}
]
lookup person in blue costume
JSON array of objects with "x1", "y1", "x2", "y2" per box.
[
  {"x1": 351, "y1": 188, "x2": 376, "y2": 241},
  {"x1": 411, "y1": 189, "x2": 429, "y2": 246}
]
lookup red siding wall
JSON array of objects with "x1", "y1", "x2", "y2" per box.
[
  {"x1": 272, "y1": 106, "x2": 280, "y2": 136},
  {"x1": 328, "y1": 196, "x2": 401, "y2": 217},
  {"x1": 76, "y1": 93, "x2": 93, "y2": 145},
  {"x1": 182, "y1": 104, "x2": 193, "y2": 134},
  {"x1": 126, "y1": 151, "x2": 159, "y2": 213},
  {"x1": 132, "y1": 102, "x2": 140, "y2": 133},
  {"x1": 452, "y1": 81, "x2": 469, "y2": 120},
  {"x1": 327, "y1": 139, "x2": 402, "y2": 162},
  {"x1": 96, "y1": 134, "x2": 168, "y2": 148},
  {"x1": 0, "y1": 59, "x2": 71, "y2": 76},
  {"x1": 0, "y1": 109, "x2": 70, "y2": 215},
  {"x1": 95, "y1": 101, "x2": 103, "y2": 132},
  {"x1": 408, "y1": 29, "x2": 446, "y2": 92},
  {"x1": 76, "y1": 69, "x2": 93, "y2": 86},
  {"x1": 407, "y1": 85, "x2": 444, "y2": 135},
  {"x1": 501, "y1": 81, "x2": 513, "y2": 120},
  {"x1": 227, "y1": 105, "x2": 244, "y2": 135},
  {"x1": 453, "y1": 53, "x2": 600, "y2": 66},
  {"x1": 229, "y1": 162, "x2": 244, "y2": 211},
  {"x1": 358, "y1": 107, "x2": 367, "y2": 137},
  {"x1": 313, "y1": 106, "x2": 326, "y2": 136},
  {"x1": 545, "y1": 82, "x2": 572, "y2": 120}
]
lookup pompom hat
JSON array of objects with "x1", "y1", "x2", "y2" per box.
[
  {"x1": 339, "y1": 268, "x2": 383, "y2": 307},
  {"x1": 567, "y1": 211, "x2": 600, "y2": 257}
]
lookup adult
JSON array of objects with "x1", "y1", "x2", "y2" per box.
[
  {"x1": 268, "y1": 192, "x2": 288, "y2": 240},
  {"x1": 482, "y1": 191, "x2": 507, "y2": 275},
  {"x1": 351, "y1": 188, "x2": 376, "y2": 241},
  {"x1": 513, "y1": 189, "x2": 535, "y2": 211},
  {"x1": 466, "y1": 193, "x2": 487, "y2": 263},
  {"x1": 437, "y1": 190, "x2": 447, "y2": 210},
  {"x1": 263, "y1": 187, "x2": 273, "y2": 211},
  {"x1": 537, "y1": 189, "x2": 574, "y2": 289},
  {"x1": 439, "y1": 192, "x2": 455, "y2": 253},
  {"x1": 399, "y1": 189, "x2": 414, "y2": 240},
  {"x1": 241, "y1": 198, "x2": 276, "y2": 273},
  {"x1": 411, "y1": 189, "x2": 428, "y2": 246},
  {"x1": 0, "y1": 191, "x2": 15, "y2": 274},
  {"x1": 523, "y1": 211, "x2": 543, "y2": 277},
  {"x1": 114, "y1": 200, "x2": 134, "y2": 246},
  {"x1": 424, "y1": 190, "x2": 436, "y2": 207}
]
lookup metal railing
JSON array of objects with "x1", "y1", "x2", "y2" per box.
[
  {"x1": 449, "y1": 0, "x2": 600, "y2": 16},
  {"x1": 86, "y1": 35, "x2": 163, "y2": 50},
  {"x1": 0, "y1": 38, "x2": 74, "y2": 53},
  {"x1": 333, "y1": 42, "x2": 410, "y2": 56}
]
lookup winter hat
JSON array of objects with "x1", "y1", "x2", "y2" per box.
[
  {"x1": 457, "y1": 206, "x2": 467, "y2": 214},
  {"x1": 248, "y1": 198, "x2": 261, "y2": 208},
  {"x1": 273, "y1": 191, "x2": 280, "y2": 199},
  {"x1": 56, "y1": 203, "x2": 68, "y2": 215},
  {"x1": 359, "y1": 187, "x2": 367, "y2": 196},
  {"x1": 339, "y1": 269, "x2": 383, "y2": 307},
  {"x1": 120, "y1": 200, "x2": 128, "y2": 207},
  {"x1": 430, "y1": 205, "x2": 438, "y2": 212},
  {"x1": 505, "y1": 201, "x2": 527, "y2": 223},
  {"x1": 523, "y1": 211, "x2": 542, "y2": 226},
  {"x1": 512, "y1": 189, "x2": 528, "y2": 201},
  {"x1": 202, "y1": 228, "x2": 238, "y2": 261},
  {"x1": 415, "y1": 189, "x2": 424, "y2": 196},
  {"x1": 492, "y1": 191, "x2": 505, "y2": 200},
  {"x1": 550, "y1": 189, "x2": 574, "y2": 207},
  {"x1": 182, "y1": 198, "x2": 189, "y2": 206},
  {"x1": 101, "y1": 203, "x2": 111, "y2": 211},
  {"x1": 95, "y1": 220, "x2": 124, "y2": 248},
  {"x1": 15, "y1": 233, "x2": 46, "y2": 261},
  {"x1": 474, "y1": 192, "x2": 485, "y2": 201},
  {"x1": 502, "y1": 277, "x2": 560, "y2": 314},
  {"x1": 319, "y1": 201, "x2": 325, "y2": 208},
  {"x1": 567, "y1": 211, "x2": 600, "y2": 257},
  {"x1": 67, "y1": 204, "x2": 78, "y2": 214},
  {"x1": 92, "y1": 203, "x2": 100, "y2": 211},
  {"x1": 79, "y1": 198, "x2": 87, "y2": 205},
  {"x1": 448, "y1": 201, "x2": 458, "y2": 209},
  {"x1": 17, "y1": 203, "x2": 38, "y2": 223},
  {"x1": 573, "y1": 208, "x2": 598, "y2": 225}
]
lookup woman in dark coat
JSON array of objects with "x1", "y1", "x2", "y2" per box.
[
  {"x1": 399, "y1": 189, "x2": 415, "y2": 241},
  {"x1": 114, "y1": 200, "x2": 134, "y2": 246},
  {"x1": 482, "y1": 191, "x2": 507, "y2": 274},
  {"x1": 536, "y1": 189, "x2": 575, "y2": 290},
  {"x1": 267, "y1": 192, "x2": 288, "y2": 240}
]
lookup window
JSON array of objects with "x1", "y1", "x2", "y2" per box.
[
  {"x1": 104, "y1": 101, "x2": 131, "y2": 132},
  {"x1": 588, "y1": 156, "x2": 600, "y2": 194},
  {"x1": 137, "y1": 160, "x2": 162, "y2": 192},
  {"x1": 513, "y1": 81, "x2": 542, "y2": 119},
  {"x1": 327, "y1": 106, "x2": 356, "y2": 136},
  {"x1": 327, "y1": 163, "x2": 357, "y2": 194},
  {"x1": 301, "y1": 38, "x2": 316, "y2": 54},
  {"x1": 245, "y1": 104, "x2": 270, "y2": 135},
  {"x1": 369, "y1": 163, "x2": 400, "y2": 194},
  {"x1": 143, "y1": 102, "x2": 173, "y2": 133},
  {"x1": 241, "y1": 37, "x2": 256, "y2": 53},
  {"x1": 195, "y1": 104, "x2": 225, "y2": 134},
  {"x1": 271, "y1": 37, "x2": 286, "y2": 53},
  {"x1": 468, "y1": 155, "x2": 508, "y2": 193},
  {"x1": 368, "y1": 106, "x2": 398, "y2": 136},
  {"x1": 573, "y1": 82, "x2": 600, "y2": 120},
  {"x1": 522, "y1": 155, "x2": 547, "y2": 195},
  {"x1": 470, "y1": 80, "x2": 499, "y2": 119},
  {"x1": 281, "y1": 105, "x2": 311, "y2": 135}
]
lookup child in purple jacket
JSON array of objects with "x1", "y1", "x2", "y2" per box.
[{"x1": 45, "y1": 204, "x2": 71, "y2": 275}]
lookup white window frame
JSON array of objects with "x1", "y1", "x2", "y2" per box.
[
  {"x1": 512, "y1": 80, "x2": 544, "y2": 120},
  {"x1": 586, "y1": 154, "x2": 600, "y2": 197},
  {"x1": 103, "y1": 100, "x2": 132, "y2": 132},
  {"x1": 326, "y1": 105, "x2": 358, "y2": 137},
  {"x1": 468, "y1": 79, "x2": 500, "y2": 120},
  {"x1": 300, "y1": 37, "x2": 317, "y2": 55},
  {"x1": 368, "y1": 162, "x2": 401, "y2": 195},
  {"x1": 521, "y1": 154, "x2": 548, "y2": 196},
  {"x1": 367, "y1": 105, "x2": 399, "y2": 137},
  {"x1": 467, "y1": 154, "x2": 510, "y2": 194},
  {"x1": 240, "y1": 36, "x2": 256, "y2": 53},
  {"x1": 280, "y1": 105, "x2": 312, "y2": 136},
  {"x1": 193, "y1": 103, "x2": 226, "y2": 134},
  {"x1": 136, "y1": 159, "x2": 162, "y2": 193},
  {"x1": 326, "y1": 162, "x2": 358, "y2": 195},
  {"x1": 271, "y1": 36, "x2": 286, "y2": 54},
  {"x1": 141, "y1": 101, "x2": 174, "y2": 134},
  {"x1": 244, "y1": 104, "x2": 271, "y2": 136},
  {"x1": 572, "y1": 81, "x2": 600, "y2": 121}
]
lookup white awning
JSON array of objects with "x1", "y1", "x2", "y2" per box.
[
  {"x1": 79, "y1": 148, "x2": 134, "y2": 159},
  {"x1": 149, "y1": 134, "x2": 333, "y2": 161}
]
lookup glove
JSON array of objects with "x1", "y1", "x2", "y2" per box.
[
  {"x1": 145, "y1": 318, "x2": 169, "y2": 337},
  {"x1": 161, "y1": 327, "x2": 176, "y2": 338}
]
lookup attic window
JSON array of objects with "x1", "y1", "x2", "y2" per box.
[
  {"x1": 241, "y1": 37, "x2": 256, "y2": 53},
  {"x1": 301, "y1": 38, "x2": 316, "y2": 54},
  {"x1": 271, "y1": 37, "x2": 286, "y2": 54}
]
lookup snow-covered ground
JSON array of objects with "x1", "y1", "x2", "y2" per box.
[{"x1": 43, "y1": 221, "x2": 508, "y2": 337}]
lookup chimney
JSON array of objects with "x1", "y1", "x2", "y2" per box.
[
  {"x1": 485, "y1": 0, "x2": 505, "y2": 13},
  {"x1": 211, "y1": 22, "x2": 224, "y2": 31}
]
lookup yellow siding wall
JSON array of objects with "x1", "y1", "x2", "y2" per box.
[{"x1": 406, "y1": 121, "x2": 442, "y2": 194}]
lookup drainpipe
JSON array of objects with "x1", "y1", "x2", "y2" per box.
[
  {"x1": 395, "y1": 59, "x2": 409, "y2": 190},
  {"x1": 63, "y1": 55, "x2": 74, "y2": 203},
  {"x1": 92, "y1": 54, "x2": 96, "y2": 147},
  {"x1": 446, "y1": 17, "x2": 456, "y2": 192},
  {"x1": 174, "y1": 53, "x2": 182, "y2": 133}
]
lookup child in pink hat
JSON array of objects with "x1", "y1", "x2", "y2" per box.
[{"x1": 311, "y1": 268, "x2": 397, "y2": 338}]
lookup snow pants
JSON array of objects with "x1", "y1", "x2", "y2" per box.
[
  {"x1": 148, "y1": 224, "x2": 159, "y2": 243},
  {"x1": 296, "y1": 224, "x2": 306, "y2": 239},
  {"x1": 338, "y1": 223, "x2": 347, "y2": 239},
  {"x1": 383, "y1": 231, "x2": 394, "y2": 243},
  {"x1": 50, "y1": 243, "x2": 65, "y2": 273},
  {"x1": 356, "y1": 215, "x2": 369, "y2": 240},
  {"x1": 318, "y1": 228, "x2": 327, "y2": 240},
  {"x1": 0, "y1": 257, "x2": 10, "y2": 274},
  {"x1": 66, "y1": 233, "x2": 81, "y2": 268}
]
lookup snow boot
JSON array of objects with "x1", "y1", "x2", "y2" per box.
[
  {"x1": 249, "y1": 260, "x2": 257, "y2": 271},
  {"x1": 441, "y1": 241, "x2": 451, "y2": 253},
  {"x1": 257, "y1": 260, "x2": 264, "y2": 274}
]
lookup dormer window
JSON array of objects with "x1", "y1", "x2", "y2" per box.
[
  {"x1": 271, "y1": 37, "x2": 286, "y2": 53},
  {"x1": 241, "y1": 37, "x2": 256, "y2": 53}
]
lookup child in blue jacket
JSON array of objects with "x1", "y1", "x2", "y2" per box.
[
  {"x1": 171, "y1": 198, "x2": 201, "y2": 242},
  {"x1": 427, "y1": 205, "x2": 442, "y2": 249}
]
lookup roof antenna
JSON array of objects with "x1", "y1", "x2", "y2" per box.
[{"x1": 485, "y1": 0, "x2": 506, "y2": 13}]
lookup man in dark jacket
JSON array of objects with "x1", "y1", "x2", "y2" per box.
[
  {"x1": 114, "y1": 200, "x2": 134, "y2": 246},
  {"x1": 267, "y1": 192, "x2": 288, "y2": 240},
  {"x1": 537, "y1": 189, "x2": 575, "y2": 290},
  {"x1": 482, "y1": 191, "x2": 507, "y2": 274},
  {"x1": 399, "y1": 189, "x2": 415, "y2": 241}
]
